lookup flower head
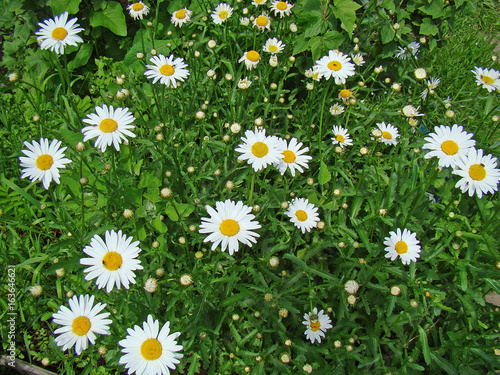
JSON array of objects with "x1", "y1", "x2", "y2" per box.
[
  {"x1": 375, "y1": 122, "x2": 399, "y2": 146},
  {"x1": 237, "y1": 77, "x2": 252, "y2": 89},
  {"x1": 402, "y1": 105, "x2": 424, "y2": 118},
  {"x1": 35, "y1": 12, "x2": 84, "y2": 54},
  {"x1": 235, "y1": 128, "x2": 282, "y2": 171},
  {"x1": 313, "y1": 50, "x2": 355, "y2": 84},
  {"x1": 239, "y1": 50, "x2": 261, "y2": 70},
  {"x1": 331, "y1": 125, "x2": 353, "y2": 148},
  {"x1": 171, "y1": 8, "x2": 192, "y2": 27},
  {"x1": 302, "y1": 308, "x2": 332, "y2": 344},
  {"x1": 395, "y1": 41, "x2": 420, "y2": 60},
  {"x1": 144, "y1": 54, "x2": 189, "y2": 87},
  {"x1": 270, "y1": 1, "x2": 294, "y2": 18},
  {"x1": 383, "y1": 228, "x2": 421, "y2": 265},
  {"x1": 329, "y1": 104, "x2": 345, "y2": 116},
  {"x1": 253, "y1": 13, "x2": 271, "y2": 32},
  {"x1": 285, "y1": 198, "x2": 320, "y2": 234},
  {"x1": 212, "y1": 3, "x2": 233, "y2": 24},
  {"x1": 127, "y1": 2, "x2": 150, "y2": 20},
  {"x1": 275, "y1": 137, "x2": 312, "y2": 176},
  {"x1": 352, "y1": 53, "x2": 365, "y2": 66},
  {"x1": 263, "y1": 37, "x2": 285, "y2": 54},
  {"x1": 420, "y1": 77, "x2": 440, "y2": 99},
  {"x1": 472, "y1": 67, "x2": 500, "y2": 92}
]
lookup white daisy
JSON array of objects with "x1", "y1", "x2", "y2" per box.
[
  {"x1": 401, "y1": 104, "x2": 424, "y2": 118},
  {"x1": 420, "y1": 77, "x2": 440, "y2": 99},
  {"x1": 35, "y1": 12, "x2": 84, "y2": 54},
  {"x1": 329, "y1": 103, "x2": 345, "y2": 116},
  {"x1": 237, "y1": 77, "x2": 252, "y2": 89},
  {"x1": 263, "y1": 37, "x2": 285, "y2": 54},
  {"x1": 270, "y1": 0, "x2": 294, "y2": 18},
  {"x1": 171, "y1": 8, "x2": 192, "y2": 27},
  {"x1": 331, "y1": 125, "x2": 353, "y2": 148},
  {"x1": 211, "y1": 3, "x2": 233, "y2": 24},
  {"x1": 302, "y1": 308, "x2": 332, "y2": 344},
  {"x1": 19, "y1": 138, "x2": 72, "y2": 189},
  {"x1": 338, "y1": 88, "x2": 354, "y2": 103},
  {"x1": 119, "y1": 315, "x2": 183, "y2": 375},
  {"x1": 52, "y1": 295, "x2": 111, "y2": 355},
  {"x1": 375, "y1": 122, "x2": 399, "y2": 146},
  {"x1": 127, "y1": 2, "x2": 150, "y2": 20},
  {"x1": 82, "y1": 105, "x2": 136, "y2": 152},
  {"x1": 239, "y1": 50, "x2": 261, "y2": 70},
  {"x1": 383, "y1": 228, "x2": 421, "y2": 265},
  {"x1": 452, "y1": 147, "x2": 500, "y2": 198},
  {"x1": 144, "y1": 54, "x2": 190, "y2": 88},
  {"x1": 253, "y1": 13, "x2": 271, "y2": 32},
  {"x1": 471, "y1": 66, "x2": 500, "y2": 92},
  {"x1": 199, "y1": 200, "x2": 261, "y2": 255},
  {"x1": 285, "y1": 198, "x2": 320, "y2": 234},
  {"x1": 313, "y1": 50, "x2": 356, "y2": 84},
  {"x1": 235, "y1": 128, "x2": 282, "y2": 171},
  {"x1": 395, "y1": 41, "x2": 420, "y2": 60},
  {"x1": 80, "y1": 230, "x2": 143, "y2": 293},
  {"x1": 352, "y1": 53, "x2": 365, "y2": 66},
  {"x1": 252, "y1": 0, "x2": 267, "y2": 5},
  {"x1": 275, "y1": 137, "x2": 312, "y2": 176},
  {"x1": 423, "y1": 124, "x2": 476, "y2": 168}
]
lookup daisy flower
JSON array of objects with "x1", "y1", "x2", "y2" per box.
[
  {"x1": 263, "y1": 37, "x2": 285, "y2": 54},
  {"x1": 80, "y1": 230, "x2": 143, "y2": 293},
  {"x1": 239, "y1": 50, "x2": 261, "y2": 70},
  {"x1": 252, "y1": 0, "x2": 267, "y2": 5},
  {"x1": 52, "y1": 295, "x2": 111, "y2": 355},
  {"x1": 144, "y1": 54, "x2": 190, "y2": 88},
  {"x1": 127, "y1": 2, "x2": 150, "y2": 20},
  {"x1": 275, "y1": 138, "x2": 312, "y2": 176},
  {"x1": 302, "y1": 308, "x2": 332, "y2": 344},
  {"x1": 19, "y1": 138, "x2": 72, "y2": 189},
  {"x1": 253, "y1": 13, "x2": 271, "y2": 32},
  {"x1": 329, "y1": 103, "x2": 345, "y2": 116},
  {"x1": 171, "y1": 8, "x2": 192, "y2": 27},
  {"x1": 471, "y1": 66, "x2": 500, "y2": 92},
  {"x1": 395, "y1": 41, "x2": 420, "y2": 60},
  {"x1": 235, "y1": 128, "x2": 282, "y2": 171},
  {"x1": 423, "y1": 124, "x2": 476, "y2": 168},
  {"x1": 420, "y1": 77, "x2": 441, "y2": 99},
  {"x1": 82, "y1": 105, "x2": 136, "y2": 152},
  {"x1": 375, "y1": 122, "x2": 399, "y2": 146},
  {"x1": 401, "y1": 104, "x2": 424, "y2": 118},
  {"x1": 352, "y1": 53, "x2": 365, "y2": 66},
  {"x1": 313, "y1": 50, "x2": 356, "y2": 84},
  {"x1": 285, "y1": 198, "x2": 320, "y2": 234},
  {"x1": 331, "y1": 125, "x2": 353, "y2": 148},
  {"x1": 237, "y1": 77, "x2": 252, "y2": 89},
  {"x1": 199, "y1": 199, "x2": 261, "y2": 255},
  {"x1": 383, "y1": 228, "x2": 421, "y2": 265},
  {"x1": 119, "y1": 315, "x2": 183, "y2": 375},
  {"x1": 452, "y1": 147, "x2": 500, "y2": 198},
  {"x1": 35, "y1": 12, "x2": 84, "y2": 54},
  {"x1": 270, "y1": 1, "x2": 294, "y2": 18},
  {"x1": 338, "y1": 88, "x2": 354, "y2": 103},
  {"x1": 211, "y1": 3, "x2": 233, "y2": 24}
]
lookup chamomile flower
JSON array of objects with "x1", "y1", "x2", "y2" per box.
[
  {"x1": 171, "y1": 8, "x2": 192, "y2": 27},
  {"x1": 199, "y1": 199, "x2": 261, "y2": 255},
  {"x1": 423, "y1": 124, "x2": 476, "y2": 168},
  {"x1": 270, "y1": 0, "x2": 294, "y2": 18},
  {"x1": 35, "y1": 12, "x2": 84, "y2": 54},
  {"x1": 401, "y1": 105, "x2": 424, "y2": 118},
  {"x1": 82, "y1": 105, "x2": 136, "y2": 152},
  {"x1": 331, "y1": 125, "x2": 353, "y2": 148},
  {"x1": 127, "y1": 2, "x2": 150, "y2": 20},
  {"x1": 275, "y1": 138, "x2": 312, "y2": 176},
  {"x1": 471, "y1": 67, "x2": 500, "y2": 92},
  {"x1": 119, "y1": 315, "x2": 183, "y2": 375},
  {"x1": 420, "y1": 77, "x2": 440, "y2": 99},
  {"x1": 375, "y1": 122, "x2": 399, "y2": 146},
  {"x1": 302, "y1": 308, "x2": 332, "y2": 344},
  {"x1": 144, "y1": 54, "x2": 190, "y2": 88},
  {"x1": 237, "y1": 77, "x2": 252, "y2": 89},
  {"x1": 285, "y1": 198, "x2": 320, "y2": 234},
  {"x1": 252, "y1": 0, "x2": 267, "y2": 5},
  {"x1": 19, "y1": 138, "x2": 72, "y2": 189},
  {"x1": 313, "y1": 50, "x2": 356, "y2": 84},
  {"x1": 235, "y1": 128, "x2": 282, "y2": 171},
  {"x1": 239, "y1": 50, "x2": 261, "y2": 70},
  {"x1": 253, "y1": 13, "x2": 271, "y2": 32},
  {"x1": 352, "y1": 53, "x2": 365, "y2": 66},
  {"x1": 212, "y1": 3, "x2": 233, "y2": 24},
  {"x1": 395, "y1": 41, "x2": 420, "y2": 60},
  {"x1": 80, "y1": 230, "x2": 143, "y2": 293},
  {"x1": 52, "y1": 295, "x2": 111, "y2": 355},
  {"x1": 263, "y1": 37, "x2": 285, "y2": 54},
  {"x1": 329, "y1": 104, "x2": 345, "y2": 116},
  {"x1": 338, "y1": 88, "x2": 354, "y2": 103},
  {"x1": 452, "y1": 147, "x2": 500, "y2": 198},
  {"x1": 383, "y1": 228, "x2": 421, "y2": 265}
]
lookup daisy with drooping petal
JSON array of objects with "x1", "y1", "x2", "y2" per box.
[
  {"x1": 199, "y1": 200, "x2": 261, "y2": 255},
  {"x1": 211, "y1": 3, "x2": 233, "y2": 24},
  {"x1": 235, "y1": 128, "x2": 282, "y2": 171},
  {"x1": 35, "y1": 12, "x2": 84, "y2": 55},
  {"x1": 270, "y1": 0, "x2": 294, "y2": 18},
  {"x1": 313, "y1": 50, "x2": 355, "y2": 84},
  {"x1": 82, "y1": 105, "x2": 136, "y2": 152},
  {"x1": 119, "y1": 314, "x2": 183, "y2": 375},
  {"x1": 237, "y1": 77, "x2": 252, "y2": 89},
  {"x1": 331, "y1": 125, "x2": 353, "y2": 148},
  {"x1": 80, "y1": 230, "x2": 143, "y2": 293},
  {"x1": 252, "y1": 0, "x2": 267, "y2": 5},
  {"x1": 471, "y1": 66, "x2": 500, "y2": 92},
  {"x1": 253, "y1": 13, "x2": 271, "y2": 32},
  {"x1": 384, "y1": 228, "x2": 421, "y2": 265},
  {"x1": 19, "y1": 138, "x2": 72, "y2": 189},
  {"x1": 420, "y1": 77, "x2": 441, "y2": 99},
  {"x1": 423, "y1": 124, "x2": 476, "y2": 168},
  {"x1": 375, "y1": 122, "x2": 399, "y2": 146},
  {"x1": 352, "y1": 53, "x2": 365, "y2": 66},
  {"x1": 127, "y1": 2, "x2": 150, "y2": 20},
  {"x1": 452, "y1": 147, "x2": 500, "y2": 198},
  {"x1": 275, "y1": 138, "x2": 312, "y2": 176},
  {"x1": 239, "y1": 50, "x2": 261, "y2": 70},
  {"x1": 338, "y1": 88, "x2": 354, "y2": 103},
  {"x1": 52, "y1": 295, "x2": 111, "y2": 355},
  {"x1": 171, "y1": 8, "x2": 192, "y2": 27},
  {"x1": 302, "y1": 308, "x2": 332, "y2": 344},
  {"x1": 285, "y1": 198, "x2": 320, "y2": 234},
  {"x1": 401, "y1": 104, "x2": 424, "y2": 118},
  {"x1": 329, "y1": 103, "x2": 345, "y2": 116},
  {"x1": 144, "y1": 54, "x2": 190, "y2": 88},
  {"x1": 395, "y1": 41, "x2": 420, "y2": 60},
  {"x1": 263, "y1": 37, "x2": 285, "y2": 54}
]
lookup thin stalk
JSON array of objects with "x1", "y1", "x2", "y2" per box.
[
  {"x1": 318, "y1": 79, "x2": 333, "y2": 159},
  {"x1": 248, "y1": 171, "x2": 256, "y2": 206}
]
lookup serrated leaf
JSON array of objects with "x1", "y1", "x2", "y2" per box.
[
  {"x1": 165, "y1": 202, "x2": 195, "y2": 221},
  {"x1": 332, "y1": 0, "x2": 361, "y2": 33},
  {"x1": 48, "y1": 0, "x2": 82, "y2": 15},
  {"x1": 420, "y1": 18, "x2": 439, "y2": 36},
  {"x1": 381, "y1": 23, "x2": 395, "y2": 44},
  {"x1": 318, "y1": 161, "x2": 331, "y2": 185},
  {"x1": 89, "y1": 2, "x2": 127, "y2": 36},
  {"x1": 308, "y1": 31, "x2": 345, "y2": 61}
]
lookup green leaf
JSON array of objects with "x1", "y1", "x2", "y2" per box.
[
  {"x1": 299, "y1": 11, "x2": 328, "y2": 38},
  {"x1": 48, "y1": 0, "x2": 82, "y2": 15},
  {"x1": 68, "y1": 43, "x2": 93, "y2": 71},
  {"x1": 89, "y1": 2, "x2": 127, "y2": 36},
  {"x1": 152, "y1": 217, "x2": 168, "y2": 233},
  {"x1": 165, "y1": 202, "x2": 195, "y2": 221},
  {"x1": 420, "y1": 18, "x2": 439, "y2": 36},
  {"x1": 381, "y1": 23, "x2": 395, "y2": 44},
  {"x1": 318, "y1": 161, "x2": 332, "y2": 185},
  {"x1": 332, "y1": 0, "x2": 361, "y2": 33},
  {"x1": 418, "y1": 0, "x2": 444, "y2": 18},
  {"x1": 430, "y1": 353, "x2": 458, "y2": 374},
  {"x1": 308, "y1": 31, "x2": 345, "y2": 61},
  {"x1": 418, "y1": 326, "x2": 431, "y2": 365}
]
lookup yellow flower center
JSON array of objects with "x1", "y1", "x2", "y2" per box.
[
  {"x1": 295, "y1": 210, "x2": 308, "y2": 222},
  {"x1": 395, "y1": 241, "x2": 408, "y2": 254},
  {"x1": 312, "y1": 72, "x2": 319, "y2": 80},
  {"x1": 219, "y1": 10, "x2": 229, "y2": 19},
  {"x1": 220, "y1": 219, "x2": 240, "y2": 236},
  {"x1": 160, "y1": 64, "x2": 175, "y2": 76},
  {"x1": 268, "y1": 45, "x2": 278, "y2": 53},
  {"x1": 102, "y1": 251, "x2": 123, "y2": 271},
  {"x1": 140, "y1": 338, "x2": 162, "y2": 360},
  {"x1": 310, "y1": 320, "x2": 320, "y2": 331},
  {"x1": 132, "y1": 2, "x2": 144, "y2": 11},
  {"x1": 277, "y1": 1, "x2": 287, "y2": 10},
  {"x1": 327, "y1": 60, "x2": 342, "y2": 71},
  {"x1": 382, "y1": 131, "x2": 392, "y2": 139},
  {"x1": 52, "y1": 27, "x2": 68, "y2": 41},
  {"x1": 481, "y1": 75, "x2": 494, "y2": 85},
  {"x1": 251, "y1": 141, "x2": 268, "y2": 157},
  {"x1": 441, "y1": 140, "x2": 458, "y2": 155},
  {"x1": 256, "y1": 0, "x2": 264, "y2": 3},
  {"x1": 246, "y1": 50, "x2": 260, "y2": 62},
  {"x1": 469, "y1": 164, "x2": 486, "y2": 181},
  {"x1": 340, "y1": 89, "x2": 351, "y2": 98},
  {"x1": 72, "y1": 316, "x2": 91, "y2": 336},
  {"x1": 256, "y1": 16, "x2": 269, "y2": 27},
  {"x1": 282, "y1": 150, "x2": 296, "y2": 163},
  {"x1": 99, "y1": 118, "x2": 118, "y2": 133},
  {"x1": 36, "y1": 154, "x2": 54, "y2": 171},
  {"x1": 175, "y1": 9, "x2": 186, "y2": 19},
  {"x1": 336, "y1": 134, "x2": 345, "y2": 143}
]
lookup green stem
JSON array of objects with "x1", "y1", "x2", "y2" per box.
[
  {"x1": 318, "y1": 79, "x2": 333, "y2": 160},
  {"x1": 248, "y1": 171, "x2": 256, "y2": 205},
  {"x1": 80, "y1": 153, "x2": 85, "y2": 241}
]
